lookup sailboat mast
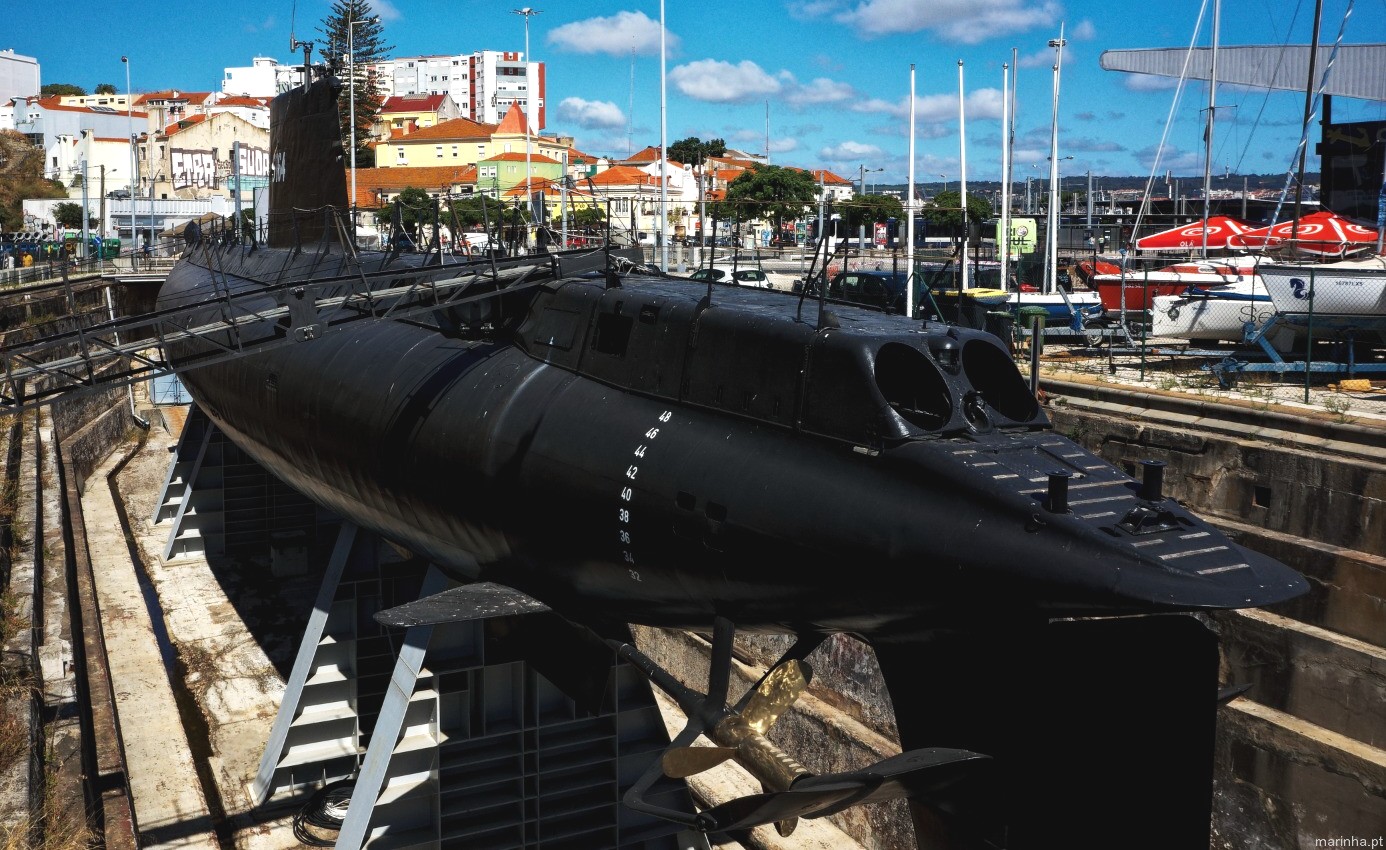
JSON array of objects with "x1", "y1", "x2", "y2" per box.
[
  {"x1": 1000, "y1": 58, "x2": 1012, "y2": 290},
  {"x1": 906, "y1": 64, "x2": 917, "y2": 318},
  {"x1": 658, "y1": 0, "x2": 668, "y2": 272},
  {"x1": 1046, "y1": 26, "x2": 1066, "y2": 296},
  {"x1": 959, "y1": 60, "x2": 970, "y2": 291},
  {"x1": 1201, "y1": 0, "x2": 1220, "y2": 259},
  {"x1": 1293, "y1": 0, "x2": 1325, "y2": 248}
]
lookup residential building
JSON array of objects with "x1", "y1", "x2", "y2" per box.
[
  {"x1": 13, "y1": 97, "x2": 149, "y2": 173},
  {"x1": 207, "y1": 95, "x2": 272, "y2": 130},
  {"x1": 374, "y1": 93, "x2": 462, "y2": 139},
  {"x1": 585, "y1": 165, "x2": 668, "y2": 242},
  {"x1": 135, "y1": 90, "x2": 213, "y2": 127},
  {"x1": 0, "y1": 50, "x2": 39, "y2": 101},
  {"x1": 808, "y1": 169, "x2": 855, "y2": 203},
  {"x1": 373, "y1": 50, "x2": 544, "y2": 133},
  {"x1": 478, "y1": 151, "x2": 562, "y2": 198},
  {"x1": 222, "y1": 57, "x2": 303, "y2": 97},
  {"x1": 376, "y1": 116, "x2": 497, "y2": 169},
  {"x1": 56, "y1": 93, "x2": 136, "y2": 111},
  {"x1": 350, "y1": 164, "x2": 478, "y2": 209},
  {"x1": 47, "y1": 128, "x2": 136, "y2": 197},
  {"x1": 375, "y1": 104, "x2": 565, "y2": 176},
  {"x1": 146, "y1": 111, "x2": 271, "y2": 202}
]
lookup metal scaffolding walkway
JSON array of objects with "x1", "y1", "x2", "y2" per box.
[{"x1": 0, "y1": 241, "x2": 627, "y2": 414}]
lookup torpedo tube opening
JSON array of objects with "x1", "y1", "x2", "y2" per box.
[{"x1": 873, "y1": 342, "x2": 953, "y2": 432}]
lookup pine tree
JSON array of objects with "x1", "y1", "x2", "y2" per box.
[{"x1": 318, "y1": 0, "x2": 392, "y2": 168}]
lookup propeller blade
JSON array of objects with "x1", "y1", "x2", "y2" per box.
[
  {"x1": 775, "y1": 817, "x2": 798, "y2": 838},
  {"x1": 803, "y1": 747, "x2": 991, "y2": 817},
  {"x1": 741, "y1": 659, "x2": 811, "y2": 735},
  {"x1": 373, "y1": 582, "x2": 549, "y2": 627},
  {"x1": 662, "y1": 746, "x2": 736, "y2": 779},
  {"x1": 693, "y1": 777, "x2": 872, "y2": 833}
]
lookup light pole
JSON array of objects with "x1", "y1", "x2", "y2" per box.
[
  {"x1": 122, "y1": 55, "x2": 135, "y2": 267},
  {"x1": 513, "y1": 7, "x2": 540, "y2": 253},
  {"x1": 348, "y1": 14, "x2": 378, "y2": 237},
  {"x1": 858, "y1": 164, "x2": 882, "y2": 197},
  {"x1": 938, "y1": 173, "x2": 947, "y2": 196}
]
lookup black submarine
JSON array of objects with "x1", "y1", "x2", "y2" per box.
[{"x1": 156, "y1": 70, "x2": 1308, "y2": 848}]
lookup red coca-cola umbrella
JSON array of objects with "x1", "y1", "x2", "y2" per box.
[
  {"x1": 1228, "y1": 210, "x2": 1379, "y2": 256},
  {"x1": 1134, "y1": 215, "x2": 1253, "y2": 251}
]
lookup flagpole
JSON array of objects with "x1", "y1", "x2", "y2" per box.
[
  {"x1": 958, "y1": 59, "x2": 970, "y2": 292},
  {"x1": 906, "y1": 64, "x2": 916, "y2": 318},
  {"x1": 658, "y1": 0, "x2": 669, "y2": 272}
]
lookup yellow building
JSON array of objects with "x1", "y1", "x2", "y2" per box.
[
  {"x1": 373, "y1": 93, "x2": 462, "y2": 139},
  {"x1": 373, "y1": 103, "x2": 568, "y2": 175}
]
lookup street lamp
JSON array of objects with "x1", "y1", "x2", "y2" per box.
[
  {"x1": 122, "y1": 55, "x2": 135, "y2": 265},
  {"x1": 513, "y1": 7, "x2": 540, "y2": 253},
  {"x1": 858, "y1": 164, "x2": 882, "y2": 197},
  {"x1": 938, "y1": 173, "x2": 948, "y2": 195},
  {"x1": 348, "y1": 14, "x2": 378, "y2": 236}
]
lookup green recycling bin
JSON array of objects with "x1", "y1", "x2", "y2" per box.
[{"x1": 1016, "y1": 306, "x2": 1048, "y2": 353}]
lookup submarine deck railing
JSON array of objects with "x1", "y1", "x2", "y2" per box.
[{"x1": 0, "y1": 246, "x2": 624, "y2": 413}]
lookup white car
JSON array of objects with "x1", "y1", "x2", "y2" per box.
[{"x1": 687, "y1": 266, "x2": 777, "y2": 289}]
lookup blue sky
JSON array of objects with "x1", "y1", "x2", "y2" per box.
[{"x1": 14, "y1": 0, "x2": 1386, "y2": 187}]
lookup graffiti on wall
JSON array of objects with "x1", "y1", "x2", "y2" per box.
[{"x1": 172, "y1": 144, "x2": 270, "y2": 190}]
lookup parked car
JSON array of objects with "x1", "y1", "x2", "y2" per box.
[
  {"x1": 688, "y1": 265, "x2": 775, "y2": 289},
  {"x1": 106, "y1": 189, "x2": 131, "y2": 200},
  {"x1": 802, "y1": 270, "x2": 916, "y2": 314}
]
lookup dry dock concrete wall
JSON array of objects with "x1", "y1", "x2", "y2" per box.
[{"x1": 1044, "y1": 376, "x2": 1386, "y2": 850}]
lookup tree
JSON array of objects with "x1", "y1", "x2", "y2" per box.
[
  {"x1": 319, "y1": 0, "x2": 392, "y2": 170},
  {"x1": 444, "y1": 195, "x2": 503, "y2": 230},
  {"x1": 838, "y1": 194, "x2": 903, "y2": 232},
  {"x1": 95, "y1": 83, "x2": 117, "y2": 95},
  {"x1": 41, "y1": 83, "x2": 85, "y2": 97},
  {"x1": 668, "y1": 137, "x2": 726, "y2": 166},
  {"x1": 570, "y1": 206, "x2": 606, "y2": 230},
  {"x1": 920, "y1": 190, "x2": 993, "y2": 236},
  {"x1": 723, "y1": 165, "x2": 818, "y2": 237},
  {"x1": 53, "y1": 202, "x2": 85, "y2": 229}
]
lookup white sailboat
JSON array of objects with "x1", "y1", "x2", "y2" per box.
[{"x1": 1131, "y1": 0, "x2": 1279, "y2": 345}]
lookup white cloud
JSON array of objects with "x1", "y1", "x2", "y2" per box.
[
  {"x1": 368, "y1": 0, "x2": 400, "y2": 22},
  {"x1": 782, "y1": 75, "x2": 856, "y2": 107},
  {"x1": 820, "y1": 140, "x2": 884, "y2": 160},
  {"x1": 1070, "y1": 19, "x2": 1096, "y2": 39},
  {"x1": 1124, "y1": 74, "x2": 1180, "y2": 92},
  {"x1": 547, "y1": 11, "x2": 674, "y2": 57},
  {"x1": 832, "y1": 0, "x2": 1059, "y2": 43},
  {"x1": 848, "y1": 88, "x2": 1004, "y2": 122},
  {"x1": 556, "y1": 97, "x2": 626, "y2": 130},
  {"x1": 670, "y1": 59, "x2": 781, "y2": 103}
]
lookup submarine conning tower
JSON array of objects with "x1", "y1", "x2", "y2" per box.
[{"x1": 266, "y1": 75, "x2": 349, "y2": 248}]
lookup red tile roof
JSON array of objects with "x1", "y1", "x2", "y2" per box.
[
  {"x1": 587, "y1": 166, "x2": 661, "y2": 188},
  {"x1": 484, "y1": 152, "x2": 562, "y2": 165},
  {"x1": 380, "y1": 94, "x2": 448, "y2": 113},
  {"x1": 214, "y1": 95, "x2": 271, "y2": 108},
  {"x1": 394, "y1": 116, "x2": 498, "y2": 141},
  {"x1": 159, "y1": 114, "x2": 208, "y2": 136},
  {"x1": 349, "y1": 164, "x2": 478, "y2": 207},
  {"x1": 135, "y1": 91, "x2": 214, "y2": 105},
  {"x1": 494, "y1": 103, "x2": 531, "y2": 136}
]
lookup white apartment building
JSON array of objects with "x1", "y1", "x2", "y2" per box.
[
  {"x1": 374, "y1": 50, "x2": 544, "y2": 133},
  {"x1": 221, "y1": 57, "x2": 304, "y2": 97},
  {"x1": 0, "y1": 49, "x2": 39, "y2": 101}
]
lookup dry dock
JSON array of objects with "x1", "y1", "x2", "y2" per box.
[{"x1": 2, "y1": 347, "x2": 1384, "y2": 850}]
